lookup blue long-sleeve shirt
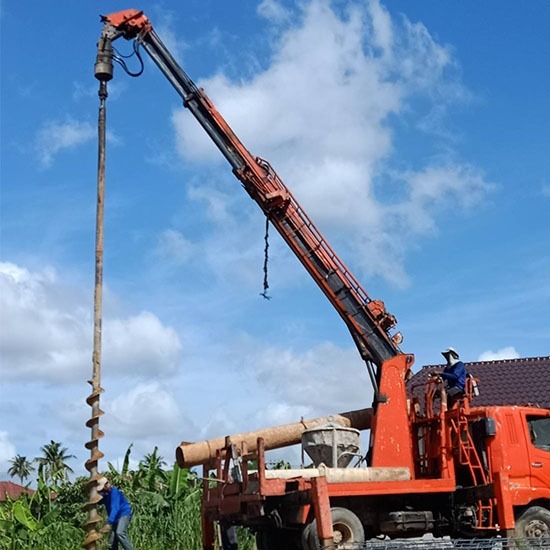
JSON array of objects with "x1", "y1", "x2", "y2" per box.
[
  {"x1": 440, "y1": 360, "x2": 466, "y2": 391},
  {"x1": 100, "y1": 486, "x2": 132, "y2": 524}
]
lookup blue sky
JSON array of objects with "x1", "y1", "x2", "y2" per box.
[{"x1": 1, "y1": 0, "x2": 549, "y2": 477}]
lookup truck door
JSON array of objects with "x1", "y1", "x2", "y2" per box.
[{"x1": 526, "y1": 414, "x2": 550, "y2": 491}]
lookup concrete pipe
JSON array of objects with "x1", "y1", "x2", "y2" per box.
[{"x1": 176, "y1": 407, "x2": 372, "y2": 468}]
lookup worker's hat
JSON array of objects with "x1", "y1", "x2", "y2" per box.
[
  {"x1": 96, "y1": 476, "x2": 109, "y2": 492},
  {"x1": 441, "y1": 347, "x2": 459, "y2": 359}
]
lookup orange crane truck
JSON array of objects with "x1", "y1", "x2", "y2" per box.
[{"x1": 95, "y1": 10, "x2": 550, "y2": 549}]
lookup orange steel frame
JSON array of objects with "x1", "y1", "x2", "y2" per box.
[
  {"x1": 198, "y1": 372, "x2": 542, "y2": 548},
  {"x1": 198, "y1": 369, "x2": 509, "y2": 549}
]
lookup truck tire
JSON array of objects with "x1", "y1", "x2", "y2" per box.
[
  {"x1": 514, "y1": 506, "x2": 550, "y2": 539},
  {"x1": 307, "y1": 507, "x2": 365, "y2": 549}
]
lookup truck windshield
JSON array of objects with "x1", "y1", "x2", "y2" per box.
[{"x1": 527, "y1": 416, "x2": 550, "y2": 451}]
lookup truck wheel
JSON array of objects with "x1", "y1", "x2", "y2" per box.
[
  {"x1": 301, "y1": 523, "x2": 313, "y2": 550},
  {"x1": 307, "y1": 507, "x2": 365, "y2": 549},
  {"x1": 514, "y1": 506, "x2": 550, "y2": 539}
]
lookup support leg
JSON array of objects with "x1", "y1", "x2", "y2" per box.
[
  {"x1": 311, "y1": 476, "x2": 333, "y2": 548},
  {"x1": 202, "y1": 515, "x2": 216, "y2": 550}
]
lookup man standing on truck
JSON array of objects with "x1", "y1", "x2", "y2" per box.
[{"x1": 439, "y1": 347, "x2": 466, "y2": 407}]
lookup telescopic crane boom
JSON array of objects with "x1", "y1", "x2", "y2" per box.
[
  {"x1": 96, "y1": 9, "x2": 405, "y2": 395},
  {"x1": 93, "y1": 15, "x2": 550, "y2": 549}
]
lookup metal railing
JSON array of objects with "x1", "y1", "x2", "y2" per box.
[{"x1": 312, "y1": 539, "x2": 550, "y2": 550}]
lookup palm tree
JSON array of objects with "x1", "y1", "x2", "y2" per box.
[
  {"x1": 138, "y1": 446, "x2": 167, "y2": 490},
  {"x1": 140, "y1": 447, "x2": 166, "y2": 472},
  {"x1": 35, "y1": 440, "x2": 76, "y2": 484},
  {"x1": 106, "y1": 443, "x2": 134, "y2": 486},
  {"x1": 7, "y1": 454, "x2": 35, "y2": 485}
]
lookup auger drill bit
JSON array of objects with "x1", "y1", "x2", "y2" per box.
[{"x1": 83, "y1": 26, "x2": 114, "y2": 550}]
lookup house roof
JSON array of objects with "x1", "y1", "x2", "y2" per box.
[
  {"x1": 0, "y1": 481, "x2": 35, "y2": 501},
  {"x1": 407, "y1": 356, "x2": 550, "y2": 410}
]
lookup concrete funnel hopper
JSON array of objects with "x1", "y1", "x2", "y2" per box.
[{"x1": 301, "y1": 421, "x2": 360, "y2": 468}]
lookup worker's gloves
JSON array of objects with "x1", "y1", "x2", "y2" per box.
[{"x1": 100, "y1": 524, "x2": 111, "y2": 533}]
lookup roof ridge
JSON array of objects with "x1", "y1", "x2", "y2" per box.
[
  {"x1": 473, "y1": 355, "x2": 550, "y2": 365},
  {"x1": 421, "y1": 356, "x2": 550, "y2": 369}
]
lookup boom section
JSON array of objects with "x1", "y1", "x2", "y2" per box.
[{"x1": 99, "y1": 10, "x2": 401, "y2": 377}]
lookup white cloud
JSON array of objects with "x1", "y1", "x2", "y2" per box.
[
  {"x1": 187, "y1": 185, "x2": 234, "y2": 225},
  {"x1": 149, "y1": 7, "x2": 188, "y2": 64},
  {"x1": 35, "y1": 119, "x2": 95, "y2": 167},
  {"x1": 51, "y1": 381, "x2": 190, "y2": 472},
  {"x1": 156, "y1": 229, "x2": 195, "y2": 264},
  {"x1": 198, "y1": 409, "x2": 242, "y2": 443},
  {"x1": 0, "y1": 262, "x2": 89, "y2": 381},
  {"x1": 0, "y1": 262, "x2": 182, "y2": 382},
  {"x1": 106, "y1": 453, "x2": 140, "y2": 474},
  {"x1": 252, "y1": 402, "x2": 316, "y2": 430},
  {"x1": 258, "y1": 0, "x2": 291, "y2": 23},
  {"x1": 0, "y1": 432, "x2": 16, "y2": 474},
  {"x1": 170, "y1": 0, "x2": 492, "y2": 286},
  {"x1": 176, "y1": 184, "x2": 295, "y2": 291},
  {"x1": 395, "y1": 162, "x2": 494, "y2": 235},
  {"x1": 477, "y1": 347, "x2": 520, "y2": 362},
  {"x1": 106, "y1": 382, "x2": 185, "y2": 439},
  {"x1": 104, "y1": 312, "x2": 182, "y2": 376},
  {"x1": 367, "y1": 0, "x2": 393, "y2": 54},
  {"x1": 33, "y1": 116, "x2": 122, "y2": 167},
  {"x1": 243, "y1": 341, "x2": 373, "y2": 414}
]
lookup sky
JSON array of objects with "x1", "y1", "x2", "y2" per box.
[{"x1": 1, "y1": 0, "x2": 549, "y2": 479}]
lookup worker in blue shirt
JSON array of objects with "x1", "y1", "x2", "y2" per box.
[
  {"x1": 97, "y1": 476, "x2": 134, "y2": 550},
  {"x1": 439, "y1": 347, "x2": 466, "y2": 407}
]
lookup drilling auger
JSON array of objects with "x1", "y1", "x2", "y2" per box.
[{"x1": 82, "y1": 27, "x2": 115, "y2": 550}]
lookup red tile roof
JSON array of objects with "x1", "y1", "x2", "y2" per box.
[
  {"x1": 0, "y1": 481, "x2": 35, "y2": 501},
  {"x1": 408, "y1": 356, "x2": 550, "y2": 410}
]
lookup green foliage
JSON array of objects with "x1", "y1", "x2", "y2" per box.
[
  {"x1": 0, "y1": 444, "x2": 258, "y2": 550},
  {"x1": 7, "y1": 455, "x2": 34, "y2": 485},
  {"x1": 0, "y1": 493, "x2": 80, "y2": 550},
  {"x1": 35, "y1": 441, "x2": 76, "y2": 484},
  {"x1": 107, "y1": 443, "x2": 133, "y2": 481},
  {"x1": 136, "y1": 446, "x2": 167, "y2": 491},
  {"x1": 268, "y1": 459, "x2": 292, "y2": 470},
  {"x1": 52, "y1": 476, "x2": 89, "y2": 528},
  {"x1": 12, "y1": 501, "x2": 38, "y2": 531}
]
